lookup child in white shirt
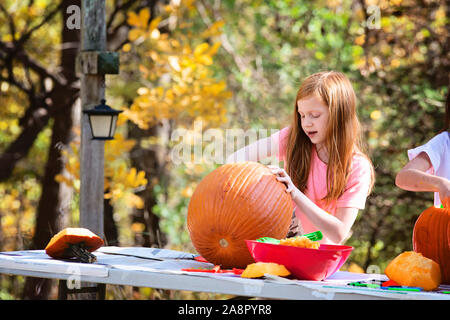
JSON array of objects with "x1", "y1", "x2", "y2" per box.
[{"x1": 396, "y1": 92, "x2": 450, "y2": 208}]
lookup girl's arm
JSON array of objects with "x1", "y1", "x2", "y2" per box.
[
  {"x1": 292, "y1": 191, "x2": 359, "y2": 244},
  {"x1": 226, "y1": 135, "x2": 279, "y2": 163},
  {"x1": 395, "y1": 152, "x2": 450, "y2": 205},
  {"x1": 269, "y1": 166, "x2": 358, "y2": 244}
]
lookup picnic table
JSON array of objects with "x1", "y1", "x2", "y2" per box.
[{"x1": 0, "y1": 246, "x2": 449, "y2": 300}]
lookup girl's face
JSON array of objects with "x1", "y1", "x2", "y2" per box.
[{"x1": 297, "y1": 94, "x2": 330, "y2": 147}]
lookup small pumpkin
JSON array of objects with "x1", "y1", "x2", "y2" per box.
[
  {"x1": 412, "y1": 204, "x2": 450, "y2": 283},
  {"x1": 45, "y1": 228, "x2": 104, "y2": 263},
  {"x1": 384, "y1": 251, "x2": 441, "y2": 291},
  {"x1": 241, "y1": 262, "x2": 291, "y2": 278},
  {"x1": 187, "y1": 162, "x2": 293, "y2": 268}
]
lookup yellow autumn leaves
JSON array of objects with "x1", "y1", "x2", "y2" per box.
[
  {"x1": 55, "y1": 3, "x2": 231, "y2": 212},
  {"x1": 0, "y1": 188, "x2": 35, "y2": 244},
  {"x1": 125, "y1": 8, "x2": 162, "y2": 45},
  {"x1": 122, "y1": 6, "x2": 231, "y2": 130},
  {"x1": 55, "y1": 132, "x2": 148, "y2": 209},
  {"x1": 352, "y1": 3, "x2": 447, "y2": 75}
]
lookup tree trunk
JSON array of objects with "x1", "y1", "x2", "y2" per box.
[
  {"x1": 128, "y1": 120, "x2": 170, "y2": 299},
  {"x1": 128, "y1": 121, "x2": 170, "y2": 248},
  {"x1": 0, "y1": 110, "x2": 51, "y2": 181},
  {"x1": 22, "y1": 0, "x2": 80, "y2": 300},
  {"x1": 104, "y1": 193, "x2": 119, "y2": 246}
]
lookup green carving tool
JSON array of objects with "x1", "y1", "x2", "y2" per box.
[{"x1": 256, "y1": 230, "x2": 323, "y2": 244}]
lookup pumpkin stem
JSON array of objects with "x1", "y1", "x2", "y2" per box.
[
  {"x1": 219, "y1": 238, "x2": 228, "y2": 248},
  {"x1": 67, "y1": 243, "x2": 97, "y2": 263}
]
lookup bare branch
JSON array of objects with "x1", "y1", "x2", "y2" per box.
[
  {"x1": 0, "y1": 40, "x2": 67, "y2": 87},
  {"x1": 0, "y1": 74, "x2": 30, "y2": 94},
  {"x1": 0, "y1": 104, "x2": 50, "y2": 181},
  {"x1": 0, "y1": 3, "x2": 17, "y2": 43},
  {"x1": 16, "y1": 2, "x2": 64, "y2": 48}
]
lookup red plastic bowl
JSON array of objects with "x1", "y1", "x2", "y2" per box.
[{"x1": 246, "y1": 240, "x2": 353, "y2": 281}]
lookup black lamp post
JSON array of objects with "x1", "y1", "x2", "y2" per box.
[{"x1": 83, "y1": 99, "x2": 123, "y2": 140}]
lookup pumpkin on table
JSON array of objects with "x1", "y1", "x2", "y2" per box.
[
  {"x1": 45, "y1": 228, "x2": 104, "y2": 263},
  {"x1": 187, "y1": 162, "x2": 293, "y2": 268},
  {"x1": 413, "y1": 204, "x2": 450, "y2": 284}
]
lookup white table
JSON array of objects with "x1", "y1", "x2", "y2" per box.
[{"x1": 0, "y1": 246, "x2": 449, "y2": 300}]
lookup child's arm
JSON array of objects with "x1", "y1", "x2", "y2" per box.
[
  {"x1": 269, "y1": 165, "x2": 358, "y2": 244},
  {"x1": 395, "y1": 152, "x2": 450, "y2": 205},
  {"x1": 226, "y1": 135, "x2": 279, "y2": 163},
  {"x1": 292, "y1": 191, "x2": 358, "y2": 244}
]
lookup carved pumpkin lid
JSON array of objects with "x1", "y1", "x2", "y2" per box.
[{"x1": 45, "y1": 227, "x2": 104, "y2": 259}]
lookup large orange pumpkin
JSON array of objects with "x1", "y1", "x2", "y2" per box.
[
  {"x1": 187, "y1": 162, "x2": 293, "y2": 268},
  {"x1": 413, "y1": 205, "x2": 450, "y2": 284}
]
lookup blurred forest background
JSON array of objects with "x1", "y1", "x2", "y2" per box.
[{"x1": 0, "y1": 0, "x2": 448, "y2": 299}]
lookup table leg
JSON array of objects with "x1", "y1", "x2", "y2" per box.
[{"x1": 58, "y1": 280, "x2": 68, "y2": 300}]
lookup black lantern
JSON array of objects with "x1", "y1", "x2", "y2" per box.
[{"x1": 83, "y1": 99, "x2": 123, "y2": 140}]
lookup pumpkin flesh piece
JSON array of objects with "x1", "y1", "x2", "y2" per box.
[
  {"x1": 279, "y1": 236, "x2": 320, "y2": 249},
  {"x1": 241, "y1": 262, "x2": 291, "y2": 278},
  {"x1": 385, "y1": 251, "x2": 441, "y2": 291}
]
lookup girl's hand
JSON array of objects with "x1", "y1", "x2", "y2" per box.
[{"x1": 267, "y1": 165, "x2": 301, "y2": 199}]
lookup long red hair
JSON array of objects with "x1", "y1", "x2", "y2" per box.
[
  {"x1": 285, "y1": 71, "x2": 374, "y2": 205},
  {"x1": 445, "y1": 88, "x2": 449, "y2": 132}
]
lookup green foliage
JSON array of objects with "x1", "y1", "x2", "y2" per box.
[
  {"x1": 115, "y1": 0, "x2": 448, "y2": 273},
  {"x1": 0, "y1": 0, "x2": 448, "y2": 299},
  {"x1": 174, "y1": 0, "x2": 449, "y2": 273}
]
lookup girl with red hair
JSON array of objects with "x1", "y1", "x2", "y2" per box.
[{"x1": 228, "y1": 71, "x2": 375, "y2": 244}]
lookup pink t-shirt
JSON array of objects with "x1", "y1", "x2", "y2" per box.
[{"x1": 272, "y1": 127, "x2": 373, "y2": 244}]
